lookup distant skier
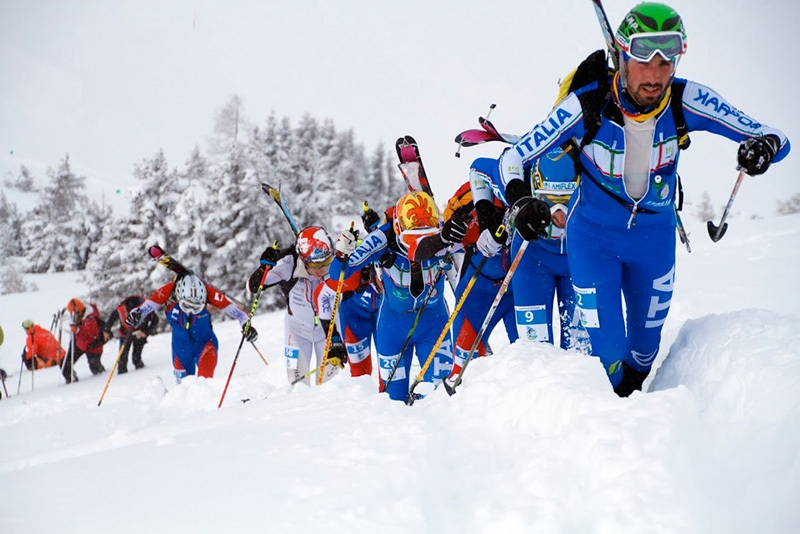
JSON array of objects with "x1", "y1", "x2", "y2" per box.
[
  {"x1": 126, "y1": 274, "x2": 256, "y2": 383},
  {"x1": 104, "y1": 295, "x2": 159, "y2": 373},
  {"x1": 497, "y1": 2, "x2": 790, "y2": 396},
  {"x1": 22, "y1": 319, "x2": 66, "y2": 370},
  {"x1": 62, "y1": 298, "x2": 110, "y2": 383}
]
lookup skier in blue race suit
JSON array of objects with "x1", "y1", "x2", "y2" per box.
[
  {"x1": 330, "y1": 191, "x2": 469, "y2": 401},
  {"x1": 498, "y1": 2, "x2": 790, "y2": 397},
  {"x1": 127, "y1": 274, "x2": 256, "y2": 383},
  {"x1": 471, "y1": 148, "x2": 586, "y2": 352},
  {"x1": 316, "y1": 204, "x2": 384, "y2": 381},
  {"x1": 443, "y1": 179, "x2": 517, "y2": 382}
]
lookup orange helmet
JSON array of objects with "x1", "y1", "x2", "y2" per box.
[
  {"x1": 393, "y1": 191, "x2": 441, "y2": 254},
  {"x1": 393, "y1": 191, "x2": 440, "y2": 235},
  {"x1": 66, "y1": 298, "x2": 85, "y2": 315}
]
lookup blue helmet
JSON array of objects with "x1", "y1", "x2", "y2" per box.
[{"x1": 532, "y1": 147, "x2": 580, "y2": 206}]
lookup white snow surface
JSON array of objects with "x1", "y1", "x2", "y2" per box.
[{"x1": 1, "y1": 214, "x2": 799, "y2": 533}]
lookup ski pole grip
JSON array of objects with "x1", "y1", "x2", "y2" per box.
[{"x1": 258, "y1": 241, "x2": 279, "y2": 288}]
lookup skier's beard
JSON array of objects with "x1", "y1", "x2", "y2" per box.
[{"x1": 629, "y1": 82, "x2": 666, "y2": 108}]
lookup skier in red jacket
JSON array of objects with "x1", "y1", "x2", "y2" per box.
[
  {"x1": 22, "y1": 319, "x2": 66, "y2": 370},
  {"x1": 61, "y1": 298, "x2": 110, "y2": 383}
]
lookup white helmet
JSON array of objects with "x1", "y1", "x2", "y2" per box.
[{"x1": 175, "y1": 274, "x2": 207, "y2": 314}]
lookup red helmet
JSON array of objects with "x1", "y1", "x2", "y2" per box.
[{"x1": 296, "y1": 226, "x2": 334, "y2": 269}]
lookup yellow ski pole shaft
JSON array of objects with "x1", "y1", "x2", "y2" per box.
[
  {"x1": 97, "y1": 331, "x2": 133, "y2": 406},
  {"x1": 447, "y1": 238, "x2": 529, "y2": 395},
  {"x1": 317, "y1": 222, "x2": 354, "y2": 386},
  {"x1": 249, "y1": 341, "x2": 269, "y2": 367},
  {"x1": 404, "y1": 254, "x2": 488, "y2": 405},
  {"x1": 291, "y1": 365, "x2": 320, "y2": 386}
]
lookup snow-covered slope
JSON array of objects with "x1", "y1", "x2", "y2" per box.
[{"x1": 0, "y1": 214, "x2": 798, "y2": 534}]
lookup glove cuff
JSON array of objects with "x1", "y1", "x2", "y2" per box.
[
  {"x1": 763, "y1": 134, "x2": 780, "y2": 157},
  {"x1": 505, "y1": 179, "x2": 532, "y2": 208}
]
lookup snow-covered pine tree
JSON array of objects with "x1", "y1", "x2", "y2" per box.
[
  {"x1": 248, "y1": 112, "x2": 296, "y2": 246},
  {"x1": 0, "y1": 192, "x2": 24, "y2": 260},
  {"x1": 85, "y1": 150, "x2": 183, "y2": 313},
  {"x1": 696, "y1": 191, "x2": 717, "y2": 221},
  {"x1": 3, "y1": 165, "x2": 37, "y2": 192},
  {"x1": 207, "y1": 95, "x2": 250, "y2": 157},
  {"x1": 129, "y1": 149, "x2": 183, "y2": 251},
  {"x1": 203, "y1": 146, "x2": 267, "y2": 306},
  {"x1": 21, "y1": 155, "x2": 94, "y2": 272},
  {"x1": 365, "y1": 143, "x2": 406, "y2": 215},
  {"x1": 171, "y1": 146, "x2": 212, "y2": 274}
]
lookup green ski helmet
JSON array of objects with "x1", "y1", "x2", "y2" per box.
[{"x1": 615, "y1": 2, "x2": 687, "y2": 62}]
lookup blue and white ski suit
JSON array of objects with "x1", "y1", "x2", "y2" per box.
[
  {"x1": 329, "y1": 224, "x2": 454, "y2": 401},
  {"x1": 494, "y1": 76, "x2": 790, "y2": 390},
  {"x1": 472, "y1": 153, "x2": 584, "y2": 351}
]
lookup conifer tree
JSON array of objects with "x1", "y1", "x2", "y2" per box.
[{"x1": 22, "y1": 155, "x2": 93, "y2": 272}]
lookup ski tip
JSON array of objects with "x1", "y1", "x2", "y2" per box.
[{"x1": 148, "y1": 244, "x2": 165, "y2": 259}]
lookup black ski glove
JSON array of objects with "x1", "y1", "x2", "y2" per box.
[
  {"x1": 361, "y1": 204, "x2": 381, "y2": 232},
  {"x1": 243, "y1": 324, "x2": 258, "y2": 343},
  {"x1": 260, "y1": 246, "x2": 280, "y2": 267},
  {"x1": 737, "y1": 134, "x2": 780, "y2": 176},
  {"x1": 509, "y1": 196, "x2": 551, "y2": 241},
  {"x1": 125, "y1": 309, "x2": 142, "y2": 328},
  {"x1": 441, "y1": 213, "x2": 470, "y2": 244}
]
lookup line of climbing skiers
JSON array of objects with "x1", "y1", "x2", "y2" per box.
[
  {"x1": 241, "y1": 1, "x2": 790, "y2": 401},
  {"x1": 3, "y1": 3, "x2": 790, "y2": 402},
  {"x1": 9, "y1": 296, "x2": 160, "y2": 387}
]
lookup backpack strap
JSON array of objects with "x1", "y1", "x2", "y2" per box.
[{"x1": 670, "y1": 80, "x2": 690, "y2": 150}]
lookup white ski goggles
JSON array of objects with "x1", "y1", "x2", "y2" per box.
[{"x1": 620, "y1": 31, "x2": 686, "y2": 63}]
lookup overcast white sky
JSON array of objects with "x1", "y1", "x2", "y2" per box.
[{"x1": 2, "y1": 0, "x2": 798, "y2": 215}]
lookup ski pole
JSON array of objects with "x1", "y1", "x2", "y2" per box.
[
  {"x1": 262, "y1": 183, "x2": 301, "y2": 236},
  {"x1": 218, "y1": 242, "x2": 278, "y2": 408},
  {"x1": 384, "y1": 248, "x2": 454, "y2": 392},
  {"x1": 57, "y1": 309, "x2": 67, "y2": 373},
  {"x1": 249, "y1": 342, "x2": 269, "y2": 367},
  {"x1": 445, "y1": 239, "x2": 529, "y2": 396},
  {"x1": 1, "y1": 369, "x2": 9, "y2": 399},
  {"x1": 674, "y1": 205, "x2": 691, "y2": 253},
  {"x1": 405, "y1": 254, "x2": 488, "y2": 405},
  {"x1": 291, "y1": 365, "x2": 320, "y2": 386},
  {"x1": 317, "y1": 223, "x2": 354, "y2": 386},
  {"x1": 590, "y1": 0, "x2": 620, "y2": 70},
  {"x1": 69, "y1": 331, "x2": 76, "y2": 383},
  {"x1": 97, "y1": 331, "x2": 133, "y2": 407},
  {"x1": 26, "y1": 328, "x2": 35, "y2": 393},
  {"x1": 707, "y1": 170, "x2": 745, "y2": 243},
  {"x1": 16, "y1": 350, "x2": 24, "y2": 395}
]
